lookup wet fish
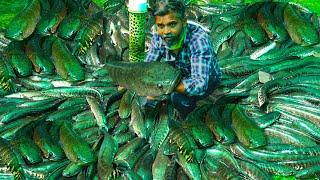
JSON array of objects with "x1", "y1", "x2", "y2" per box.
[
  {"x1": 105, "y1": 61, "x2": 181, "y2": 96},
  {"x1": 231, "y1": 105, "x2": 267, "y2": 148},
  {"x1": 5, "y1": 0, "x2": 40, "y2": 40}
]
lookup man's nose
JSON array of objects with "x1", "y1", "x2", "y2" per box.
[{"x1": 163, "y1": 26, "x2": 171, "y2": 35}]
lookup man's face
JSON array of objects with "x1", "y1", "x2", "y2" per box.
[{"x1": 155, "y1": 12, "x2": 186, "y2": 47}]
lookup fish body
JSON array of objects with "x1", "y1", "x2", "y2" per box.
[
  {"x1": 33, "y1": 122, "x2": 65, "y2": 161},
  {"x1": 25, "y1": 35, "x2": 54, "y2": 74},
  {"x1": 12, "y1": 136, "x2": 42, "y2": 164},
  {"x1": 0, "y1": 56, "x2": 14, "y2": 94},
  {"x1": 284, "y1": 4, "x2": 319, "y2": 46},
  {"x1": 58, "y1": 9, "x2": 84, "y2": 40},
  {"x1": 36, "y1": 0, "x2": 67, "y2": 35},
  {"x1": 51, "y1": 38, "x2": 85, "y2": 82},
  {"x1": 119, "y1": 90, "x2": 135, "y2": 119},
  {"x1": 130, "y1": 97, "x2": 147, "y2": 138},
  {"x1": 0, "y1": 137, "x2": 25, "y2": 179},
  {"x1": 5, "y1": 41, "x2": 33, "y2": 77},
  {"x1": 231, "y1": 105, "x2": 267, "y2": 148},
  {"x1": 242, "y1": 18, "x2": 267, "y2": 45},
  {"x1": 105, "y1": 61, "x2": 181, "y2": 96},
  {"x1": 205, "y1": 105, "x2": 235, "y2": 144},
  {"x1": 23, "y1": 160, "x2": 69, "y2": 179},
  {"x1": 152, "y1": 147, "x2": 172, "y2": 180},
  {"x1": 149, "y1": 103, "x2": 172, "y2": 152},
  {"x1": 59, "y1": 121, "x2": 96, "y2": 164},
  {"x1": 184, "y1": 105, "x2": 214, "y2": 148},
  {"x1": 5, "y1": 0, "x2": 40, "y2": 40},
  {"x1": 97, "y1": 133, "x2": 119, "y2": 179},
  {"x1": 86, "y1": 96, "x2": 109, "y2": 130},
  {"x1": 73, "y1": 11, "x2": 103, "y2": 55},
  {"x1": 212, "y1": 25, "x2": 237, "y2": 54},
  {"x1": 257, "y1": 2, "x2": 288, "y2": 42}
]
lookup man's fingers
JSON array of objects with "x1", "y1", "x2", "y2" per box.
[
  {"x1": 118, "y1": 86, "x2": 125, "y2": 91},
  {"x1": 146, "y1": 96, "x2": 156, "y2": 100}
]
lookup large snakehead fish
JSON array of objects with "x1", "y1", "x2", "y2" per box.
[{"x1": 105, "y1": 61, "x2": 181, "y2": 96}]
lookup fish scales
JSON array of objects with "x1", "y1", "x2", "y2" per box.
[
  {"x1": 231, "y1": 105, "x2": 267, "y2": 148},
  {"x1": 0, "y1": 137, "x2": 25, "y2": 179},
  {"x1": 237, "y1": 160, "x2": 272, "y2": 180},
  {"x1": 168, "y1": 120, "x2": 197, "y2": 163},
  {"x1": 36, "y1": 0, "x2": 67, "y2": 35},
  {"x1": 105, "y1": 61, "x2": 181, "y2": 96},
  {"x1": 5, "y1": 0, "x2": 40, "y2": 41},
  {"x1": 73, "y1": 11, "x2": 103, "y2": 55},
  {"x1": 284, "y1": 4, "x2": 319, "y2": 46},
  {"x1": 98, "y1": 134, "x2": 118, "y2": 180},
  {"x1": 33, "y1": 122, "x2": 65, "y2": 161},
  {"x1": 59, "y1": 121, "x2": 96, "y2": 164}
]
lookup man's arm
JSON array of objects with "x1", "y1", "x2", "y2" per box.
[
  {"x1": 144, "y1": 34, "x2": 163, "y2": 62},
  {"x1": 182, "y1": 35, "x2": 218, "y2": 96}
]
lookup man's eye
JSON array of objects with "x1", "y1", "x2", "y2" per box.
[
  {"x1": 157, "y1": 24, "x2": 164, "y2": 29},
  {"x1": 170, "y1": 23, "x2": 177, "y2": 27}
]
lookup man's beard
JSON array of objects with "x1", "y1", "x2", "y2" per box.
[
  {"x1": 161, "y1": 26, "x2": 187, "y2": 50},
  {"x1": 162, "y1": 34, "x2": 178, "y2": 47}
]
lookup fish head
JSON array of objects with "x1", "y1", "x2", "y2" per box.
[
  {"x1": 243, "y1": 128, "x2": 267, "y2": 149},
  {"x1": 37, "y1": 22, "x2": 51, "y2": 36},
  {"x1": 140, "y1": 62, "x2": 181, "y2": 96},
  {"x1": 5, "y1": 21, "x2": 26, "y2": 41}
]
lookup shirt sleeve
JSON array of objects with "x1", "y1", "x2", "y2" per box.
[
  {"x1": 144, "y1": 34, "x2": 162, "y2": 62},
  {"x1": 182, "y1": 35, "x2": 216, "y2": 96}
]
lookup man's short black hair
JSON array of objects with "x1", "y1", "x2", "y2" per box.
[{"x1": 153, "y1": 0, "x2": 185, "y2": 20}]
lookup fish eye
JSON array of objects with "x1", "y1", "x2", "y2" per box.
[
  {"x1": 157, "y1": 83, "x2": 163, "y2": 89},
  {"x1": 48, "y1": 152, "x2": 54, "y2": 158}
]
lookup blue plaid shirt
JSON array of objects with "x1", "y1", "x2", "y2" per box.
[{"x1": 145, "y1": 23, "x2": 221, "y2": 96}]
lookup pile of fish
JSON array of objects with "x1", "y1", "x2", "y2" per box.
[
  {"x1": 0, "y1": 0, "x2": 132, "y2": 95},
  {"x1": 0, "y1": 0, "x2": 320, "y2": 179}
]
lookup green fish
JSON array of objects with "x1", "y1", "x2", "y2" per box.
[
  {"x1": 105, "y1": 61, "x2": 181, "y2": 96},
  {"x1": 5, "y1": 0, "x2": 40, "y2": 41}
]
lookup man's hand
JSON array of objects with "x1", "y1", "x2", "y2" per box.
[
  {"x1": 146, "y1": 96, "x2": 156, "y2": 100},
  {"x1": 146, "y1": 81, "x2": 185, "y2": 100},
  {"x1": 118, "y1": 86, "x2": 125, "y2": 91},
  {"x1": 175, "y1": 81, "x2": 185, "y2": 94}
]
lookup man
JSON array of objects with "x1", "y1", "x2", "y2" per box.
[{"x1": 145, "y1": 0, "x2": 221, "y2": 118}]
